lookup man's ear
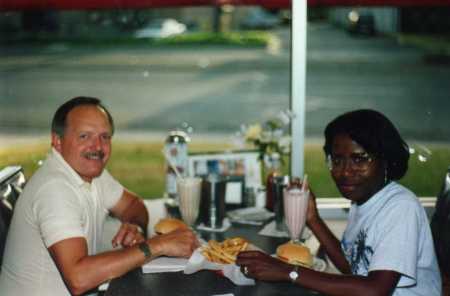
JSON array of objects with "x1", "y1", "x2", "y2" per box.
[{"x1": 51, "y1": 132, "x2": 62, "y2": 152}]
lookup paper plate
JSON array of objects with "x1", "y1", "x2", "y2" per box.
[{"x1": 271, "y1": 254, "x2": 328, "y2": 272}]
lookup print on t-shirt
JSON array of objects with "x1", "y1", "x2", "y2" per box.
[{"x1": 342, "y1": 228, "x2": 374, "y2": 275}]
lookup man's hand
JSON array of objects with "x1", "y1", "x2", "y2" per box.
[
  {"x1": 149, "y1": 228, "x2": 199, "y2": 258},
  {"x1": 110, "y1": 190, "x2": 149, "y2": 237},
  {"x1": 112, "y1": 222, "x2": 146, "y2": 248}
]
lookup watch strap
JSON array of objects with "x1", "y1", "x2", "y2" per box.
[{"x1": 138, "y1": 242, "x2": 152, "y2": 259}]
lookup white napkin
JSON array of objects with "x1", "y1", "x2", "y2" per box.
[
  {"x1": 258, "y1": 220, "x2": 289, "y2": 237},
  {"x1": 142, "y1": 256, "x2": 189, "y2": 273},
  {"x1": 227, "y1": 207, "x2": 274, "y2": 226},
  {"x1": 258, "y1": 221, "x2": 311, "y2": 240},
  {"x1": 184, "y1": 248, "x2": 255, "y2": 286},
  {"x1": 196, "y1": 218, "x2": 231, "y2": 233}
]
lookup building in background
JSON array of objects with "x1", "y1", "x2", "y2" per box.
[{"x1": 328, "y1": 6, "x2": 450, "y2": 35}]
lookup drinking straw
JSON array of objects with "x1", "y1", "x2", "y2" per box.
[
  {"x1": 161, "y1": 149, "x2": 183, "y2": 180},
  {"x1": 301, "y1": 174, "x2": 308, "y2": 193}
]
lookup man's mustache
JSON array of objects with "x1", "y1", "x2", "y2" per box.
[{"x1": 82, "y1": 151, "x2": 105, "y2": 159}]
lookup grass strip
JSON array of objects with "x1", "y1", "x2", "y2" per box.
[{"x1": 0, "y1": 140, "x2": 448, "y2": 199}]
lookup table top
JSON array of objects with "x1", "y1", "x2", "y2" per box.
[{"x1": 104, "y1": 223, "x2": 322, "y2": 296}]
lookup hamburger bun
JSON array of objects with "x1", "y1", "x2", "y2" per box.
[
  {"x1": 154, "y1": 218, "x2": 188, "y2": 235},
  {"x1": 276, "y1": 242, "x2": 313, "y2": 268}
]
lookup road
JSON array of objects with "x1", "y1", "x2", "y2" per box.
[{"x1": 0, "y1": 22, "x2": 449, "y2": 143}]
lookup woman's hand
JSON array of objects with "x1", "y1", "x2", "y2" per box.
[
  {"x1": 306, "y1": 189, "x2": 321, "y2": 228},
  {"x1": 236, "y1": 251, "x2": 293, "y2": 282}
]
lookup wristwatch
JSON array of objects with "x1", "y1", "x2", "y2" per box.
[
  {"x1": 289, "y1": 265, "x2": 300, "y2": 283},
  {"x1": 138, "y1": 242, "x2": 152, "y2": 259}
]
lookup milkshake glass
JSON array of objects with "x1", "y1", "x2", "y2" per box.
[
  {"x1": 177, "y1": 177, "x2": 202, "y2": 228},
  {"x1": 283, "y1": 179, "x2": 309, "y2": 243}
]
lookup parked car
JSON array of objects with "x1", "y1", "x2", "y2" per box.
[
  {"x1": 134, "y1": 18, "x2": 186, "y2": 38},
  {"x1": 347, "y1": 10, "x2": 376, "y2": 36},
  {"x1": 240, "y1": 8, "x2": 281, "y2": 30}
]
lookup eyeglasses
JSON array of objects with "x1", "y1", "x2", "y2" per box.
[{"x1": 326, "y1": 153, "x2": 375, "y2": 172}]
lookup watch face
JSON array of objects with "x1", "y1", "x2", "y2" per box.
[{"x1": 289, "y1": 270, "x2": 299, "y2": 282}]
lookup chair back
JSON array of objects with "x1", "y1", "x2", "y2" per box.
[
  {"x1": 0, "y1": 166, "x2": 25, "y2": 268},
  {"x1": 0, "y1": 198, "x2": 13, "y2": 267},
  {"x1": 430, "y1": 167, "x2": 450, "y2": 276}
]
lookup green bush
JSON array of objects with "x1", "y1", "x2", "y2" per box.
[
  {"x1": 153, "y1": 32, "x2": 271, "y2": 47},
  {"x1": 0, "y1": 31, "x2": 272, "y2": 48}
]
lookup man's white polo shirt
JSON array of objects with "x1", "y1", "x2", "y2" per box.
[{"x1": 0, "y1": 148, "x2": 123, "y2": 295}]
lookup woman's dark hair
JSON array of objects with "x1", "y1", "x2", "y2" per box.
[
  {"x1": 51, "y1": 96, "x2": 114, "y2": 137},
  {"x1": 323, "y1": 109, "x2": 410, "y2": 181}
]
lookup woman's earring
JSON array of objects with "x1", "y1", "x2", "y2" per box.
[{"x1": 384, "y1": 166, "x2": 388, "y2": 185}]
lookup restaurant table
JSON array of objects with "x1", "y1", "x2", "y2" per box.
[{"x1": 104, "y1": 223, "x2": 323, "y2": 296}]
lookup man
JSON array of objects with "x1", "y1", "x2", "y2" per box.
[{"x1": 0, "y1": 97, "x2": 198, "y2": 295}]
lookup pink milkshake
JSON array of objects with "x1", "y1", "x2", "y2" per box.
[{"x1": 283, "y1": 177, "x2": 309, "y2": 243}]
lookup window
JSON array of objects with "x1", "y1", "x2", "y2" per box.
[{"x1": 0, "y1": 2, "x2": 448, "y2": 199}]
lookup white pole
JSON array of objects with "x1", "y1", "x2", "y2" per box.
[{"x1": 290, "y1": 0, "x2": 307, "y2": 178}]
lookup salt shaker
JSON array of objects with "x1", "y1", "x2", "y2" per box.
[{"x1": 164, "y1": 130, "x2": 189, "y2": 202}]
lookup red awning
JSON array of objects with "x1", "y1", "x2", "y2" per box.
[
  {"x1": 1, "y1": 0, "x2": 450, "y2": 11},
  {"x1": 0, "y1": 0, "x2": 288, "y2": 11}
]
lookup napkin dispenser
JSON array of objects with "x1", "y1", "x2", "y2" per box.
[
  {"x1": 272, "y1": 175, "x2": 289, "y2": 232},
  {"x1": 199, "y1": 174, "x2": 226, "y2": 229}
]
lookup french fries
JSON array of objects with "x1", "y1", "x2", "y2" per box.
[{"x1": 201, "y1": 237, "x2": 249, "y2": 264}]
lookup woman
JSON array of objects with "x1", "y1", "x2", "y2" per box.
[{"x1": 236, "y1": 109, "x2": 442, "y2": 296}]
